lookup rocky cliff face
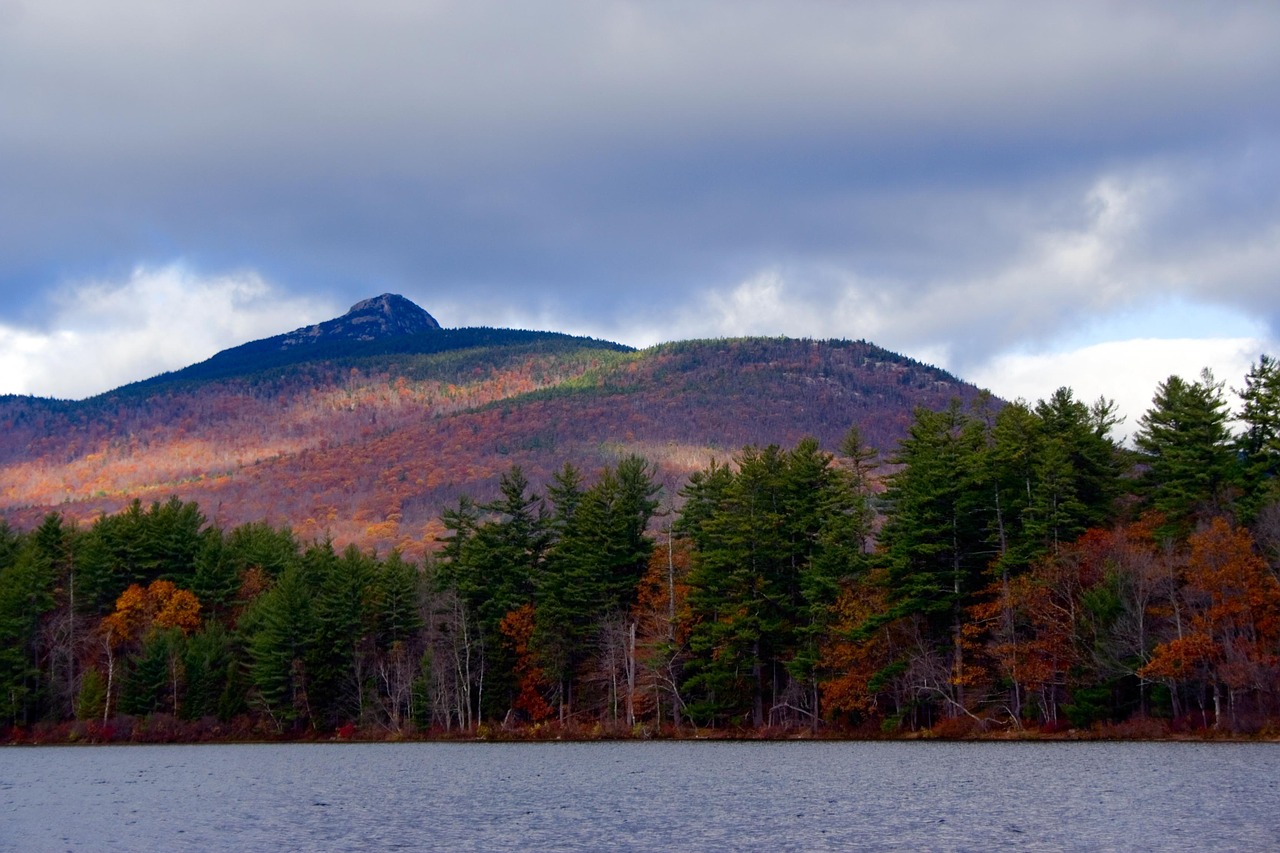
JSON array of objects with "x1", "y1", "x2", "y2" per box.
[{"x1": 280, "y1": 293, "x2": 441, "y2": 347}]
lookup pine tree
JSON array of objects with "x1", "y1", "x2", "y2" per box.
[
  {"x1": 1236, "y1": 355, "x2": 1280, "y2": 520},
  {"x1": 374, "y1": 551, "x2": 423, "y2": 651},
  {"x1": 877, "y1": 402, "x2": 992, "y2": 717},
  {"x1": 1135, "y1": 371, "x2": 1238, "y2": 536},
  {"x1": 307, "y1": 543, "x2": 377, "y2": 727},
  {"x1": 223, "y1": 521, "x2": 301, "y2": 580},
  {"x1": 0, "y1": 538, "x2": 55, "y2": 725},
  {"x1": 880, "y1": 403, "x2": 991, "y2": 626},
  {"x1": 537, "y1": 456, "x2": 659, "y2": 717},
  {"x1": 182, "y1": 622, "x2": 241, "y2": 721},
  {"x1": 787, "y1": 438, "x2": 874, "y2": 727},
  {"x1": 437, "y1": 466, "x2": 550, "y2": 719},
  {"x1": 247, "y1": 565, "x2": 317, "y2": 731},
  {"x1": 1033, "y1": 389, "x2": 1122, "y2": 535},
  {"x1": 682, "y1": 440, "x2": 869, "y2": 728},
  {"x1": 120, "y1": 628, "x2": 186, "y2": 717}
]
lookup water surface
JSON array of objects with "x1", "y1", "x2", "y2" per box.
[{"x1": 2, "y1": 741, "x2": 1276, "y2": 851}]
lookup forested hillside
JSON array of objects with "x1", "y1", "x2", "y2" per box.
[
  {"x1": 3, "y1": 354, "x2": 1280, "y2": 742},
  {"x1": 0, "y1": 296, "x2": 979, "y2": 557}
]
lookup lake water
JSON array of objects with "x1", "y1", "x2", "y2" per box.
[{"x1": 1, "y1": 740, "x2": 1277, "y2": 852}]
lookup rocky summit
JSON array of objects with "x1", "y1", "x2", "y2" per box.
[{"x1": 280, "y1": 293, "x2": 441, "y2": 347}]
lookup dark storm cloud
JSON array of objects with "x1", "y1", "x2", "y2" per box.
[{"x1": 1, "y1": 0, "x2": 1279, "y2": 389}]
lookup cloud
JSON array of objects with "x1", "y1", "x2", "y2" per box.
[
  {"x1": 967, "y1": 337, "x2": 1275, "y2": 442},
  {"x1": 1, "y1": 2, "x2": 1279, "y2": 398},
  {"x1": 583, "y1": 160, "x2": 1279, "y2": 357},
  {"x1": 0, "y1": 266, "x2": 333, "y2": 399}
]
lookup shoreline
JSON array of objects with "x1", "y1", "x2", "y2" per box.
[{"x1": 6, "y1": 717, "x2": 1280, "y2": 747}]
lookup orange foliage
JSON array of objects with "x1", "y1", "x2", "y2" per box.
[
  {"x1": 499, "y1": 603, "x2": 553, "y2": 722},
  {"x1": 627, "y1": 536, "x2": 693, "y2": 721},
  {"x1": 152, "y1": 580, "x2": 202, "y2": 633},
  {"x1": 820, "y1": 571, "x2": 898, "y2": 720},
  {"x1": 1142, "y1": 519, "x2": 1280, "y2": 690},
  {"x1": 633, "y1": 536, "x2": 692, "y2": 645},
  {"x1": 4, "y1": 338, "x2": 961, "y2": 562},
  {"x1": 102, "y1": 583, "x2": 150, "y2": 647},
  {"x1": 102, "y1": 579, "x2": 202, "y2": 646}
]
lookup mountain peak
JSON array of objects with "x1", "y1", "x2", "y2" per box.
[
  {"x1": 281, "y1": 293, "x2": 441, "y2": 347},
  {"x1": 345, "y1": 293, "x2": 441, "y2": 327}
]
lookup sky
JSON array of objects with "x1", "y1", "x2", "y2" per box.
[{"x1": 2, "y1": 1, "x2": 1278, "y2": 437}]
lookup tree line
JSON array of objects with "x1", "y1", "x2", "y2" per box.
[{"x1": 3, "y1": 357, "x2": 1280, "y2": 738}]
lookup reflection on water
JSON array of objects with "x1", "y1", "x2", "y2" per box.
[{"x1": 2, "y1": 741, "x2": 1278, "y2": 852}]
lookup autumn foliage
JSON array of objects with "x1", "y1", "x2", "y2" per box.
[
  {"x1": 103, "y1": 580, "x2": 202, "y2": 646},
  {"x1": 4, "y1": 341, "x2": 1280, "y2": 739},
  {"x1": 500, "y1": 604, "x2": 553, "y2": 723},
  {"x1": 1140, "y1": 519, "x2": 1280, "y2": 721},
  {"x1": 0, "y1": 337, "x2": 977, "y2": 561}
]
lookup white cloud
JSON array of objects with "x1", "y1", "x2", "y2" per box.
[
  {"x1": 596, "y1": 174, "x2": 1158, "y2": 362},
  {"x1": 0, "y1": 265, "x2": 334, "y2": 399},
  {"x1": 967, "y1": 337, "x2": 1275, "y2": 442}
]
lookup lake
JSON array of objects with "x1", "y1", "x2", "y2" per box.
[{"x1": 2, "y1": 740, "x2": 1277, "y2": 851}]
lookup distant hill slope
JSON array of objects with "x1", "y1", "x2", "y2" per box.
[{"x1": 0, "y1": 295, "x2": 990, "y2": 557}]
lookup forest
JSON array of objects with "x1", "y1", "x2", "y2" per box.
[
  {"x1": 0, "y1": 336, "x2": 978, "y2": 557},
  {"x1": 3, "y1": 355, "x2": 1280, "y2": 742}
]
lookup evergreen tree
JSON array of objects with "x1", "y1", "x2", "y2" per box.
[
  {"x1": 31, "y1": 512, "x2": 86, "y2": 717},
  {"x1": 190, "y1": 532, "x2": 237, "y2": 622},
  {"x1": 987, "y1": 400, "x2": 1041, "y2": 570},
  {"x1": 120, "y1": 628, "x2": 186, "y2": 717},
  {"x1": 307, "y1": 542, "x2": 378, "y2": 727},
  {"x1": 880, "y1": 402, "x2": 991, "y2": 626},
  {"x1": 545, "y1": 463, "x2": 585, "y2": 537},
  {"x1": 79, "y1": 508, "x2": 143, "y2": 614},
  {"x1": 374, "y1": 551, "x2": 423, "y2": 651},
  {"x1": 787, "y1": 438, "x2": 874, "y2": 726},
  {"x1": 367, "y1": 551, "x2": 424, "y2": 730},
  {"x1": 182, "y1": 621, "x2": 242, "y2": 720},
  {"x1": 1019, "y1": 389, "x2": 1122, "y2": 560},
  {"x1": 437, "y1": 466, "x2": 550, "y2": 719},
  {"x1": 140, "y1": 497, "x2": 208, "y2": 583},
  {"x1": 537, "y1": 456, "x2": 659, "y2": 715},
  {"x1": 1134, "y1": 371, "x2": 1238, "y2": 535},
  {"x1": 1034, "y1": 389, "x2": 1122, "y2": 533},
  {"x1": 247, "y1": 565, "x2": 317, "y2": 731},
  {"x1": 682, "y1": 440, "x2": 869, "y2": 727},
  {"x1": 683, "y1": 445, "x2": 792, "y2": 726},
  {"x1": 223, "y1": 521, "x2": 301, "y2": 580},
  {"x1": 0, "y1": 520, "x2": 21, "y2": 573},
  {"x1": 0, "y1": 538, "x2": 55, "y2": 725},
  {"x1": 876, "y1": 402, "x2": 992, "y2": 717},
  {"x1": 77, "y1": 499, "x2": 210, "y2": 614},
  {"x1": 1236, "y1": 354, "x2": 1280, "y2": 519}
]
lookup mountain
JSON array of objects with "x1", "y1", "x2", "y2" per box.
[
  {"x1": 0, "y1": 295, "x2": 990, "y2": 557},
  {"x1": 289, "y1": 293, "x2": 443, "y2": 341},
  {"x1": 122, "y1": 293, "x2": 623, "y2": 391}
]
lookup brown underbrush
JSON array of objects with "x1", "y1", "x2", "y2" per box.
[{"x1": 6, "y1": 714, "x2": 1280, "y2": 745}]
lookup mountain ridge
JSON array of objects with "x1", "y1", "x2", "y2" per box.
[
  {"x1": 0, "y1": 295, "x2": 991, "y2": 556},
  {"x1": 119, "y1": 293, "x2": 630, "y2": 395}
]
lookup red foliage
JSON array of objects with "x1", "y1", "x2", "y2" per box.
[
  {"x1": 2, "y1": 339, "x2": 980, "y2": 559},
  {"x1": 499, "y1": 603, "x2": 553, "y2": 722}
]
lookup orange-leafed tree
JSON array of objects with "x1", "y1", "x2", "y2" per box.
[
  {"x1": 631, "y1": 533, "x2": 693, "y2": 727},
  {"x1": 499, "y1": 603, "x2": 553, "y2": 723},
  {"x1": 1141, "y1": 518, "x2": 1280, "y2": 728},
  {"x1": 99, "y1": 579, "x2": 202, "y2": 721},
  {"x1": 1003, "y1": 521, "x2": 1173, "y2": 727},
  {"x1": 820, "y1": 570, "x2": 905, "y2": 728},
  {"x1": 102, "y1": 580, "x2": 202, "y2": 649}
]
